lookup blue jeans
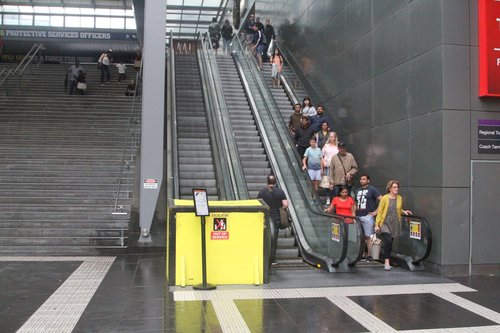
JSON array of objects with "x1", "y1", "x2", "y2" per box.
[{"x1": 100, "y1": 65, "x2": 110, "y2": 83}]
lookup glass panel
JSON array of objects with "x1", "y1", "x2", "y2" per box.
[
  {"x1": 50, "y1": 15, "x2": 64, "y2": 27},
  {"x1": 167, "y1": 0, "x2": 184, "y2": 5},
  {"x1": 110, "y1": 17, "x2": 124, "y2": 29},
  {"x1": 65, "y1": 16, "x2": 81, "y2": 28},
  {"x1": 81, "y1": 16, "x2": 95, "y2": 28},
  {"x1": 95, "y1": 9, "x2": 111, "y2": 16},
  {"x1": 3, "y1": 5, "x2": 20, "y2": 13},
  {"x1": 34, "y1": 15, "x2": 50, "y2": 26},
  {"x1": 49, "y1": 7, "x2": 64, "y2": 14},
  {"x1": 125, "y1": 9, "x2": 134, "y2": 16},
  {"x1": 167, "y1": 13, "x2": 182, "y2": 20},
  {"x1": 110, "y1": 9, "x2": 125, "y2": 16},
  {"x1": 96, "y1": 17, "x2": 111, "y2": 29},
  {"x1": 34, "y1": 6, "x2": 50, "y2": 14},
  {"x1": 4, "y1": 14, "x2": 19, "y2": 25},
  {"x1": 181, "y1": 14, "x2": 201, "y2": 21},
  {"x1": 64, "y1": 7, "x2": 80, "y2": 15},
  {"x1": 204, "y1": 0, "x2": 223, "y2": 5},
  {"x1": 18, "y1": 6, "x2": 33, "y2": 13},
  {"x1": 125, "y1": 18, "x2": 136, "y2": 30},
  {"x1": 80, "y1": 8, "x2": 95, "y2": 15},
  {"x1": 392, "y1": 216, "x2": 432, "y2": 263},
  {"x1": 19, "y1": 14, "x2": 32, "y2": 26}
]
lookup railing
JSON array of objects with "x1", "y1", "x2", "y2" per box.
[
  {"x1": 0, "y1": 43, "x2": 45, "y2": 93},
  {"x1": 232, "y1": 34, "x2": 353, "y2": 270},
  {"x1": 392, "y1": 215, "x2": 432, "y2": 269},
  {"x1": 111, "y1": 51, "x2": 143, "y2": 247},
  {"x1": 167, "y1": 32, "x2": 179, "y2": 200},
  {"x1": 198, "y1": 32, "x2": 249, "y2": 200}
]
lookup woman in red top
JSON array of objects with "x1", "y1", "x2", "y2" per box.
[{"x1": 324, "y1": 186, "x2": 355, "y2": 223}]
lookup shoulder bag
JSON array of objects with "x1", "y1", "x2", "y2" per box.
[{"x1": 337, "y1": 155, "x2": 353, "y2": 186}]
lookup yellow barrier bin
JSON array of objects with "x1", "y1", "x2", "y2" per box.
[{"x1": 167, "y1": 199, "x2": 271, "y2": 286}]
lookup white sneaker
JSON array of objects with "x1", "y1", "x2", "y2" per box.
[{"x1": 384, "y1": 264, "x2": 391, "y2": 271}]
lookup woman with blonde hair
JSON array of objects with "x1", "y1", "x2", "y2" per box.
[
  {"x1": 375, "y1": 180, "x2": 412, "y2": 271},
  {"x1": 320, "y1": 131, "x2": 339, "y2": 205}
]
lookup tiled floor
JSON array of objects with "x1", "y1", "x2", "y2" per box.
[{"x1": 1, "y1": 253, "x2": 499, "y2": 332}]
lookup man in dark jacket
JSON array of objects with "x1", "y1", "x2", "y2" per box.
[
  {"x1": 263, "y1": 18, "x2": 276, "y2": 61},
  {"x1": 294, "y1": 115, "x2": 316, "y2": 158}
]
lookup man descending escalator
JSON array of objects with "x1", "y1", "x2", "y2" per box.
[{"x1": 257, "y1": 175, "x2": 289, "y2": 267}]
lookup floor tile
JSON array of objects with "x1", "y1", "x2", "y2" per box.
[
  {"x1": 350, "y1": 293, "x2": 497, "y2": 330},
  {"x1": 0, "y1": 261, "x2": 80, "y2": 333}
]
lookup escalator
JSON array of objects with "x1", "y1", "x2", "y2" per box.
[
  {"x1": 203, "y1": 37, "x2": 354, "y2": 272},
  {"x1": 251, "y1": 40, "x2": 433, "y2": 271},
  {"x1": 174, "y1": 55, "x2": 219, "y2": 200}
]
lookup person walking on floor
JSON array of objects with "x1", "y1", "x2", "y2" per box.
[{"x1": 375, "y1": 180, "x2": 412, "y2": 271}]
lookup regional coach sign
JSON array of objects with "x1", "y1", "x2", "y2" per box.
[
  {"x1": 479, "y1": 0, "x2": 500, "y2": 97},
  {"x1": 0, "y1": 29, "x2": 137, "y2": 41}
]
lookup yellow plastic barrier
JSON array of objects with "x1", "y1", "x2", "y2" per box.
[{"x1": 167, "y1": 199, "x2": 271, "y2": 286}]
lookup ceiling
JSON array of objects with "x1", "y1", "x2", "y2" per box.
[
  {"x1": 166, "y1": 0, "x2": 227, "y2": 39},
  {"x1": 0, "y1": 0, "x2": 229, "y2": 57},
  {"x1": 0, "y1": 0, "x2": 132, "y2": 9}
]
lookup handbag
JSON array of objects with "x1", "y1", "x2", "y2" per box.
[
  {"x1": 266, "y1": 38, "x2": 274, "y2": 58},
  {"x1": 77, "y1": 82, "x2": 87, "y2": 90},
  {"x1": 279, "y1": 207, "x2": 291, "y2": 230},
  {"x1": 370, "y1": 233, "x2": 382, "y2": 260},
  {"x1": 319, "y1": 175, "x2": 330, "y2": 188}
]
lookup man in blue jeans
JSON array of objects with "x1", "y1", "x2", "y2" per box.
[
  {"x1": 355, "y1": 173, "x2": 381, "y2": 261},
  {"x1": 257, "y1": 175, "x2": 288, "y2": 267}
]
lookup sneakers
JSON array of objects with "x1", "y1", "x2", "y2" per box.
[
  {"x1": 384, "y1": 264, "x2": 391, "y2": 271},
  {"x1": 366, "y1": 255, "x2": 374, "y2": 262}
]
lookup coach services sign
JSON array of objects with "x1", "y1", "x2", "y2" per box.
[{"x1": 479, "y1": 0, "x2": 500, "y2": 97}]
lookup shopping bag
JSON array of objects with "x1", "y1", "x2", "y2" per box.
[{"x1": 370, "y1": 233, "x2": 382, "y2": 260}]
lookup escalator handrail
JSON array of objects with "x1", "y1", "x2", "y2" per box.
[
  {"x1": 232, "y1": 36, "x2": 349, "y2": 267},
  {"x1": 196, "y1": 36, "x2": 234, "y2": 200},
  {"x1": 200, "y1": 33, "x2": 249, "y2": 200},
  {"x1": 166, "y1": 32, "x2": 178, "y2": 200}
]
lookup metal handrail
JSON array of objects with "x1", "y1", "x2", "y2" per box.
[
  {"x1": 200, "y1": 33, "x2": 249, "y2": 199},
  {"x1": 111, "y1": 58, "x2": 143, "y2": 218},
  {"x1": 197, "y1": 35, "x2": 230, "y2": 200},
  {"x1": 169, "y1": 34, "x2": 179, "y2": 199},
  {"x1": 0, "y1": 43, "x2": 44, "y2": 87}
]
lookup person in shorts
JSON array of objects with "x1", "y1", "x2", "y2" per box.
[
  {"x1": 355, "y1": 173, "x2": 382, "y2": 261},
  {"x1": 302, "y1": 138, "x2": 322, "y2": 191}
]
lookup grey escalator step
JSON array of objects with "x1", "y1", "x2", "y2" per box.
[
  {"x1": 277, "y1": 237, "x2": 296, "y2": 248},
  {"x1": 175, "y1": 55, "x2": 218, "y2": 200},
  {"x1": 179, "y1": 164, "x2": 214, "y2": 173},
  {"x1": 180, "y1": 187, "x2": 218, "y2": 196},
  {"x1": 243, "y1": 168, "x2": 272, "y2": 176},
  {"x1": 179, "y1": 157, "x2": 214, "y2": 165},
  {"x1": 178, "y1": 150, "x2": 213, "y2": 158},
  {"x1": 179, "y1": 171, "x2": 215, "y2": 180},
  {"x1": 276, "y1": 248, "x2": 300, "y2": 259},
  {"x1": 179, "y1": 178, "x2": 217, "y2": 187}
]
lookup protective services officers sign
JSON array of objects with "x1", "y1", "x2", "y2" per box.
[{"x1": 479, "y1": 0, "x2": 500, "y2": 97}]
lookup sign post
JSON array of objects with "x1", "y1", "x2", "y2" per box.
[{"x1": 192, "y1": 189, "x2": 216, "y2": 290}]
